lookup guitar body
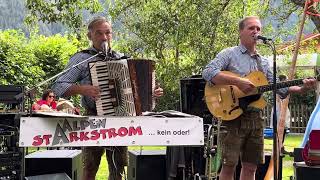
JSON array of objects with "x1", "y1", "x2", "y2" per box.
[{"x1": 205, "y1": 71, "x2": 268, "y2": 121}]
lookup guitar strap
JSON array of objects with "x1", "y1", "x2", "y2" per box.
[{"x1": 253, "y1": 54, "x2": 264, "y2": 73}]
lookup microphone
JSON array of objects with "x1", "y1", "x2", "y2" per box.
[
  {"x1": 254, "y1": 35, "x2": 272, "y2": 41},
  {"x1": 101, "y1": 41, "x2": 111, "y2": 56}
]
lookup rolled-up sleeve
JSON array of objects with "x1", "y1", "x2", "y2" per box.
[
  {"x1": 202, "y1": 49, "x2": 230, "y2": 82},
  {"x1": 52, "y1": 53, "x2": 86, "y2": 97}
]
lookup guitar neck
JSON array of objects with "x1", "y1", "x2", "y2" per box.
[{"x1": 257, "y1": 78, "x2": 305, "y2": 93}]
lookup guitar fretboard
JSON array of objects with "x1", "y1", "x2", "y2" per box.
[{"x1": 257, "y1": 78, "x2": 305, "y2": 93}]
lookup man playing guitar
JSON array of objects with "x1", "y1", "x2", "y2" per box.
[{"x1": 202, "y1": 16, "x2": 316, "y2": 180}]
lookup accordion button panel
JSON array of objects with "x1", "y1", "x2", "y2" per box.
[{"x1": 90, "y1": 61, "x2": 117, "y2": 116}]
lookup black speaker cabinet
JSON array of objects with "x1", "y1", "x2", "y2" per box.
[
  {"x1": 180, "y1": 76, "x2": 212, "y2": 123},
  {"x1": 128, "y1": 149, "x2": 166, "y2": 180},
  {"x1": 25, "y1": 150, "x2": 82, "y2": 180},
  {"x1": 294, "y1": 147, "x2": 304, "y2": 162},
  {"x1": 294, "y1": 162, "x2": 320, "y2": 180},
  {"x1": 25, "y1": 173, "x2": 71, "y2": 180}
]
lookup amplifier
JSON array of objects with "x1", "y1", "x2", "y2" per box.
[
  {"x1": 0, "y1": 85, "x2": 24, "y2": 112},
  {"x1": 0, "y1": 151, "x2": 24, "y2": 180},
  {"x1": 0, "y1": 174, "x2": 21, "y2": 180},
  {"x1": 0, "y1": 113, "x2": 24, "y2": 180},
  {"x1": 294, "y1": 147, "x2": 304, "y2": 162},
  {"x1": 128, "y1": 149, "x2": 166, "y2": 180},
  {"x1": 294, "y1": 162, "x2": 320, "y2": 180},
  {"x1": 0, "y1": 85, "x2": 24, "y2": 104},
  {"x1": 0, "y1": 151, "x2": 22, "y2": 158},
  {"x1": 25, "y1": 150, "x2": 82, "y2": 180},
  {"x1": 180, "y1": 76, "x2": 212, "y2": 123},
  {"x1": 25, "y1": 173, "x2": 71, "y2": 180}
]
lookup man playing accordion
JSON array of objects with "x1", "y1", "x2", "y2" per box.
[{"x1": 52, "y1": 16, "x2": 163, "y2": 180}]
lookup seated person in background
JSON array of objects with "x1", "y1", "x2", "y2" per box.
[{"x1": 32, "y1": 89, "x2": 57, "y2": 111}]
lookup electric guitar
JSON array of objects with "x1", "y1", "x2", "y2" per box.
[{"x1": 204, "y1": 71, "x2": 316, "y2": 121}]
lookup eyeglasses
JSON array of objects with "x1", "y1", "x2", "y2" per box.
[{"x1": 48, "y1": 95, "x2": 55, "y2": 98}]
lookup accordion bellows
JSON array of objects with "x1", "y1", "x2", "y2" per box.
[{"x1": 89, "y1": 58, "x2": 155, "y2": 116}]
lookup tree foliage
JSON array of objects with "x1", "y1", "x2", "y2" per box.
[
  {"x1": 0, "y1": 30, "x2": 43, "y2": 86},
  {"x1": 266, "y1": 0, "x2": 320, "y2": 34},
  {"x1": 109, "y1": 0, "x2": 270, "y2": 110},
  {"x1": 21, "y1": 0, "x2": 320, "y2": 111},
  {"x1": 25, "y1": 0, "x2": 103, "y2": 37},
  {"x1": 290, "y1": 0, "x2": 320, "y2": 32},
  {"x1": 29, "y1": 33, "x2": 80, "y2": 79},
  {"x1": 0, "y1": 29, "x2": 80, "y2": 90}
]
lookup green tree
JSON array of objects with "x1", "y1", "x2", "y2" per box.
[
  {"x1": 0, "y1": 29, "x2": 83, "y2": 106},
  {"x1": 289, "y1": 0, "x2": 320, "y2": 32},
  {"x1": 0, "y1": 29, "x2": 44, "y2": 87},
  {"x1": 23, "y1": 0, "x2": 271, "y2": 110},
  {"x1": 29, "y1": 33, "x2": 80, "y2": 79},
  {"x1": 25, "y1": 0, "x2": 103, "y2": 38},
  {"x1": 109, "y1": 0, "x2": 270, "y2": 110},
  {"x1": 23, "y1": 0, "x2": 319, "y2": 111}
]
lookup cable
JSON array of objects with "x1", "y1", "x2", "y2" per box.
[{"x1": 106, "y1": 146, "x2": 127, "y2": 180}]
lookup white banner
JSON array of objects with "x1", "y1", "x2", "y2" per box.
[{"x1": 19, "y1": 116, "x2": 204, "y2": 147}]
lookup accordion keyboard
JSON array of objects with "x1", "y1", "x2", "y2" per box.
[
  {"x1": 90, "y1": 62, "x2": 116, "y2": 116},
  {"x1": 89, "y1": 60, "x2": 137, "y2": 116}
]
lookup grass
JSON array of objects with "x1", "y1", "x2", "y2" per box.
[
  {"x1": 95, "y1": 134, "x2": 304, "y2": 180},
  {"x1": 96, "y1": 146, "x2": 166, "y2": 180}
]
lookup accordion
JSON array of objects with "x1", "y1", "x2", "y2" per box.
[{"x1": 89, "y1": 58, "x2": 156, "y2": 116}]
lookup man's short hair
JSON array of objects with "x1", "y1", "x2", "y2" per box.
[
  {"x1": 239, "y1": 16, "x2": 259, "y2": 30},
  {"x1": 87, "y1": 16, "x2": 110, "y2": 31}
]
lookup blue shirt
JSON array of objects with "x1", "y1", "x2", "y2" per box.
[
  {"x1": 52, "y1": 47, "x2": 123, "y2": 110},
  {"x1": 202, "y1": 44, "x2": 288, "y2": 98}
]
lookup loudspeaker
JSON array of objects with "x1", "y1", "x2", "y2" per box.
[
  {"x1": 294, "y1": 147, "x2": 304, "y2": 162},
  {"x1": 128, "y1": 149, "x2": 166, "y2": 180},
  {"x1": 294, "y1": 162, "x2": 320, "y2": 180},
  {"x1": 180, "y1": 76, "x2": 212, "y2": 123},
  {"x1": 25, "y1": 173, "x2": 71, "y2": 180},
  {"x1": 25, "y1": 150, "x2": 82, "y2": 180}
]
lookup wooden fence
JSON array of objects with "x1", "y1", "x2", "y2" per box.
[{"x1": 262, "y1": 103, "x2": 315, "y2": 133}]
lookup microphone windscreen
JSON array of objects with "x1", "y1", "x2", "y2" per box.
[
  {"x1": 253, "y1": 34, "x2": 259, "y2": 40},
  {"x1": 101, "y1": 41, "x2": 109, "y2": 54}
]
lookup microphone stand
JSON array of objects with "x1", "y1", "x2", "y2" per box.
[
  {"x1": 264, "y1": 39, "x2": 280, "y2": 180},
  {"x1": 16, "y1": 51, "x2": 104, "y2": 115}
]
